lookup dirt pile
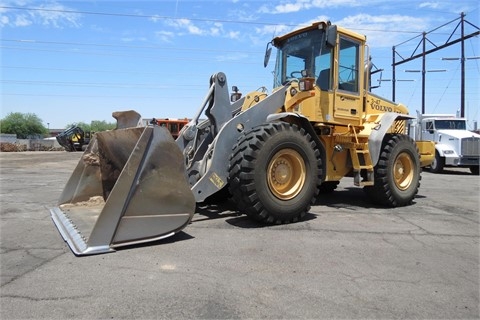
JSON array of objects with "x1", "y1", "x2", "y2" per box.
[
  {"x1": 0, "y1": 143, "x2": 27, "y2": 152},
  {"x1": 0, "y1": 142, "x2": 65, "y2": 152}
]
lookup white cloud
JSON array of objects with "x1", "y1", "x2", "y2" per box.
[
  {"x1": 215, "y1": 52, "x2": 249, "y2": 62},
  {"x1": 166, "y1": 18, "x2": 205, "y2": 36},
  {"x1": 253, "y1": 16, "x2": 330, "y2": 39},
  {"x1": 255, "y1": 24, "x2": 291, "y2": 37},
  {"x1": 155, "y1": 30, "x2": 174, "y2": 42},
  {"x1": 150, "y1": 14, "x2": 162, "y2": 23},
  {"x1": 209, "y1": 22, "x2": 223, "y2": 36},
  {"x1": 210, "y1": 26, "x2": 220, "y2": 36},
  {"x1": 121, "y1": 36, "x2": 147, "y2": 43},
  {"x1": 226, "y1": 31, "x2": 240, "y2": 39},
  {"x1": 164, "y1": 18, "x2": 244, "y2": 39},
  {"x1": 0, "y1": 1, "x2": 82, "y2": 28},
  {"x1": 36, "y1": 3, "x2": 81, "y2": 28},
  {"x1": 419, "y1": 2, "x2": 440, "y2": 9},
  {"x1": 259, "y1": 0, "x2": 359, "y2": 14},
  {"x1": 272, "y1": 2, "x2": 304, "y2": 13},
  {"x1": 14, "y1": 13, "x2": 31, "y2": 26},
  {"x1": 0, "y1": 15, "x2": 9, "y2": 26},
  {"x1": 336, "y1": 14, "x2": 429, "y2": 48}
]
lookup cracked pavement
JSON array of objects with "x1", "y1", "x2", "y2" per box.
[{"x1": 0, "y1": 151, "x2": 478, "y2": 319}]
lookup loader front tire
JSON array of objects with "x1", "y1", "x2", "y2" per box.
[
  {"x1": 228, "y1": 122, "x2": 322, "y2": 224},
  {"x1": 364, "y1": 134, "x2": 421, "y2": 207}
]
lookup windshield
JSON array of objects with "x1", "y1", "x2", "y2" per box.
[
  {"x1": 434, "y1": 119, "x2": 467, "y2": 130},
  {"x1": 273, "y1": 28, "x2": 331, "y2": 88}
]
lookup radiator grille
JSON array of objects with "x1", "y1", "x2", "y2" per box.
[{"x1": 461, "y1": 137, "x2": 480, "y2": 156}]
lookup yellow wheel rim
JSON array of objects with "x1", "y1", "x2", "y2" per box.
[
  {"x1": 393, "y1": 152, "x2": 414, "y2": 191},
  {"x1": 267, "y1": 149, "x2": 306, "y2": 200}
]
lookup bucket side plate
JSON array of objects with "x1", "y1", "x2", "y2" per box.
[{"x1": 51, "y1": 126, "x2": 195, "y2": 256}]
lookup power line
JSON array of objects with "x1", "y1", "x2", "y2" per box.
[
  {"x1": 0, "y1": 5, "x2": 289, "y2": 27},
  {"x1": 1, "y1": 79, "x2": 205, "y2": 88},
  {"x1": 1, "y1": 92, "x2": 202, "y2": 99},
  {"x1": 0, "y1": 66, "x2": 274, "y2": 83},
  {"x1": 432, "y1": 63, "x2": 461, "y2": 113},
  {"x1": 0, "y1": 45, "x2": 261, "y2": 64},
  {"x1": 0, "y1": 39, "x2": 261, "y2": 54},
  {"x1": 0, "y1": 5, "x2": 442, "y2": 35}
]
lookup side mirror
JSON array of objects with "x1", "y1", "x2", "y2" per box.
[
  {"x1": 326, "y1": 25, "x2": 337, "y2": 48},
  {"x1": 230, "y1": 86, "x2": 242, "y2": 102},
  {"x1": 264, "y1": 42, "x2": 272, "y2": 68}
]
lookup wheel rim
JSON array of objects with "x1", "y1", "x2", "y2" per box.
[
  {"x1": 267, "y1": 148, "x2": 306, "y2": 200},
  {"x1": 431, "y1": 156, "x2": 437, "y2": 170},
  {"x1": 393, "y1": 152, "x2": 414, "y2": 191}
]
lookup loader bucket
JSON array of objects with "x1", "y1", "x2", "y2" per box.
[{"x1": 50, "y1": 125, "x2": 195, "y2": 255}]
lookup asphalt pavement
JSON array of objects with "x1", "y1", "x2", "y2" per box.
[{"x1": 0, "y1": 151, "x2": 478, "y2": 319}]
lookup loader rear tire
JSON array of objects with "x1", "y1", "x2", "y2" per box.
[
  {"x1": 228, "y1": 122, "x2": 322, "y2": 224},
  {"x1": 364, "y1": 134, "x2": 421, "y2": 207}
]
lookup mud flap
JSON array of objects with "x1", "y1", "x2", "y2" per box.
[{"x1": 50, "y1": 126, "x2": 195, "y2": 255}]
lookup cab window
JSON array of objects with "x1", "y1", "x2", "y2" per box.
[{"x1": 338, "y1": 37, "x2": 359, "y2": 93}]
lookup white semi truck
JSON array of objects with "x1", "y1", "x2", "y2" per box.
[{"x1": 409, "y1": 112, "x2": 480, "y2": 175}]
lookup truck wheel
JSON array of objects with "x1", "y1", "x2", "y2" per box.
[
  {"x1": 228, "y1": 122, "x2": 323, "y2": 224},
  {"x1": 429, "y1": 151, "x2": 444, "y2": 173},
  {"x1": 364, "y1": 134, "x2": 421, "y2": 207},
  {"x1": 470, "y1": 166, "x2": 479, "y2": 175}
]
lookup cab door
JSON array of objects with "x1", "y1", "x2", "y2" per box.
[{"x1": 333, "y1": 36, "x2": 363, "y2": 125}]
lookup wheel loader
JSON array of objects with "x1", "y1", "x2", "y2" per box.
[
  {"x1": 50, "y1": 21, "x2": 435, "y2": 255},
  {"x1": 56, "y1": 126, "x2": 86, "y2": 152}
]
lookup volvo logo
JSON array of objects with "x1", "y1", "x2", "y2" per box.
[{"x1": 370, "y1": 99, "x2": 393, "y2": 112}]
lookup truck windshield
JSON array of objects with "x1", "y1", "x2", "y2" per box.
[
  {"x1": 434, "y1": 120, "x2": 466, "y2": 130},
  {"x1": 274, "y1": 28, "x2": 331, "y2": 88}
]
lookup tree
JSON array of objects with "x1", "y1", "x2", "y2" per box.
[
  {"x1": 65, "y1": 121, "x2": 91, "y2": 132},
  {"x1": 0, "y1": 112, "x2": 48, "y2": 139},
  {"x1": 90, "y1": 120, "x2": 116, "y2": 132},
  {"x1": 65, "y1": 120, "x2": 116, "y2": 132}
]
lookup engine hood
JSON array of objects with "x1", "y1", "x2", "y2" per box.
[{"x1": 437, "y1": 129, "x2": 480, "y2": 139}]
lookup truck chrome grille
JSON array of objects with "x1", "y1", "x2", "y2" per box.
[{"x1": 461, "y1": 137, "x2": 480, "y2": 156}]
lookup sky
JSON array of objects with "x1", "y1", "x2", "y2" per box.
[{"x1": 1, "y1": 0, "x2": 479, "y2": 130}]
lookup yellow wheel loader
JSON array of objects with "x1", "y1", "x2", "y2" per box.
[{"x1": 51, "y1": 21, "x2": 435, "y2": 255}]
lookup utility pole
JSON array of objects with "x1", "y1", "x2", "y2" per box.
[
  {"x1": 391, "y1": 13, "x2": 480, "y2": 115},
  {"x1": 422, "y1": 32, "x2": 426, "y2": 114},
  {"x1": 460, "y1": 12, "x2": 465, "y2": 118}
]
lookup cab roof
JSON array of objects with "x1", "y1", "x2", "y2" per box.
[{"x1": 272, "y1": 21, "x2": 366, "y2": 47}]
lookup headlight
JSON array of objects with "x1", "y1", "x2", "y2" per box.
[
  {"x1": 298, "y1": 78, "x2": 314, "y2": 91},
  {"x1": 230, "y1": 85, "x2": 242, "y2": 102}
]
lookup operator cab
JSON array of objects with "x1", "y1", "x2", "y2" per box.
[
  {"x1": 267, "y1": 21, "x2": 363, "y2": 94},
  {"x1": 265, "y1": 21, "x2": 367, "y2": 124},
  {"x1": 270, "y1": 22, "x2": 334, "y2": 90}
]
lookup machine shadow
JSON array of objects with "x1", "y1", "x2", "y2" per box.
[
  {"x1": 315, "y1": 187, "x2": 424, "y2": 208},
  {"x1": 194, "y1": 199, "x2": 241, "y2": 222},
  {"x1": 115, "y1": 231, "x2": 195, "y2": 254},
  {"x1": 194, "y1": 186, "x2": 416, "y2": 229},
  {"x1": 423, "y1": 169, "x2": 474, "y2": 176},
  {"x1": 117, "y1": 185, "x2": 426, "y2": 253},
  {"x1": 315, "y1": 187, "x2": 373, "y2": 207}
]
